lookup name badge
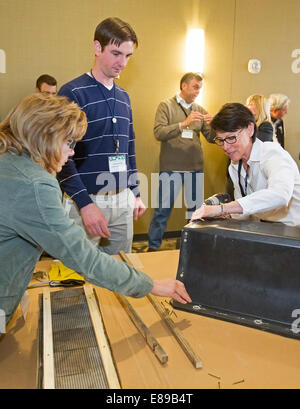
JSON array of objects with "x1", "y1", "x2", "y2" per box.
[
  {"x1": 108, "y1": 155, "x2": 127, "y2": 173},
  {"x1": 181, "y1": 129, "x2": 193, "y2": 139}
]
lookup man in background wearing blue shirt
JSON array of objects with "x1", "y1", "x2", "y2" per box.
[{"x1": 58, "y1": 17, "x2": 146, "y2": 255}]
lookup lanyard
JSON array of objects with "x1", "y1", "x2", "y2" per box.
[
  {"x1": 178, "y1": 102, "x2": 191, "y2": 118},
  {"x1": 238, "y1": 160, "x2": 248, "y2": 197},
  {"x1": 90, "y1": 70, "x2": 119, "y2": 153}
]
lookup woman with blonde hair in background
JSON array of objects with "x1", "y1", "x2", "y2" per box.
[
  {"x1": 246, "y1": 94, "x2": 275, "y2": 142},
  {"x1": 0, "y1": 93, "x2": 191, "y2": 332}
]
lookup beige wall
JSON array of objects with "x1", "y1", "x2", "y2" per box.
[
  {"x1": 0, "y1": 0, "x2": 299, "y2": 235},
  {"x1": 232, "y1": 0, "x2": 300, "y2": 161}
]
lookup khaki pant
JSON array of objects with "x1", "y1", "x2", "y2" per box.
[{"x1": 64, "y1": 188, "x2": 135, "y2": 255}]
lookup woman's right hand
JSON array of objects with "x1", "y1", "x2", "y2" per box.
[{"x1": 150, "y1": 278, "x2": 192, "y2": 304}]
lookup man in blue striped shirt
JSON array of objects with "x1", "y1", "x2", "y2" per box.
[{"x1": 58, "y1": 17, "x2": 146, "y2": 255}]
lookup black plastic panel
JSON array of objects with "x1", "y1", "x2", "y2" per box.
[{"x1": 172, "y1": 219, "x2": 300, "y2": 339}]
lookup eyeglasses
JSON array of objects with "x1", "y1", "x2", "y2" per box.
[
  {"x1": 67, "y1": 137, "x2": 76, "y2": 150},
  {"x1": 213, "y1": 129, "x2": 243, "y2": 146},
  {"x1": 214, "y1": 135, "x2": 237, "y2": 146}
]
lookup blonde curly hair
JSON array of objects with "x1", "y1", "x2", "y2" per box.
[{"x1": 0, "y1": 93, "x2": 87, "y2": 174}]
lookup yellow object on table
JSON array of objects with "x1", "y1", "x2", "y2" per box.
[{"x1": 48, "y1": 261, "x2": 85, "y2": 287}]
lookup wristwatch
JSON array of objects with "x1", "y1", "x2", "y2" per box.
[{"x1": 220, "y1": 204, "x2": 226, "y2": 216}]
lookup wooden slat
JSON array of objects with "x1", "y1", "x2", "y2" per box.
[
  {"x1": 114, "y1": 292, "x2": 168, "y2": 364},
  {"x1": 43, "y1": 288, "x2": 55, "y2": 389},
  {"x1": 84, "y1": 285, "x2": 121, "y2": 389},
  {"x1": 147, "y1": 293, "x2": 202, "y2": 369},
  {"x1": 118, "y1": 250, "x2": 203, "y2": 369}
]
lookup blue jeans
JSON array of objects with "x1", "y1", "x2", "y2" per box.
[{"x1": 148, "y1": 171, "x2": 204, "y2": 249}]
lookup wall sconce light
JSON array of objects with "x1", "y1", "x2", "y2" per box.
[
  {"x1": 185, "y1": 28, "x2": 205, "y2": 104},
  {"x1": 248, "y1": 59, "x2": 261, "y2": 74},
  {"x1": 185, "y1": 28, "x2": 205, "y2": 75},
  {"x1": 0, "y1": 49, "x2": 6, "y2": 74}
]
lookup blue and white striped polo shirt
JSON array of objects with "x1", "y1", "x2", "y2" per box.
[{"x1": 57, "y1": 73, "x2": 139, "y2": 209}]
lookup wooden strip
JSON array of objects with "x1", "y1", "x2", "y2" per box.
[
  {"x1": 118, "y1": 250, "x2": 203, "y2": 369},
  {"x1": 43, "y1": 288, "x2": 55, "y2": 389},
  {"x1": 125, "y1": 253, "x2": 144, "y2": 270},
  {"x1": 147, "y1": 294, "x2": 202, "y2": 369},
  {"x1": 114, "y1": 292, "x2": 168, "y2": 364},
  {"x1": 84, "y1": 285, "x2": 121, "y2": 389}
]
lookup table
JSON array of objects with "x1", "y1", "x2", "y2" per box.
[{"x1": 1, "y1": 250, "x2": 300, "y2": 389}]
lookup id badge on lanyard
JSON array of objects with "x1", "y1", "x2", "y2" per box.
[
  {"x1": 178, "y1": 102, "x2": 193, "y2": 139},
  {"x1": 181, "y1": 129, "x2": 193, "y2": 139},
  {"x1": 108, "y1": 155, "x2": 127, "y2": 173},
  {"x1": 108, "y1": 138, "x2": 127, "y2": 173}
]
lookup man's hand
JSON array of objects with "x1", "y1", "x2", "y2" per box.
[
  {"x1": 181, "y1": 111, "x2": 212, "y2": 129},
  {"x1": 80, "y1": 203, "x2": 111, "y2": 238},
  {"x1": 202, "y1": 113, "x2": 213, "y2": 124},
  {"x1": 150, "y1": 279, "x2": 192, "y2": 304},
  {"x1": 133, "y1": 197, "x2": 147, "y2": 221}
]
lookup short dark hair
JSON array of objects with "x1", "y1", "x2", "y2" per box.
[
  {"x1": 94, "y1": 17, "x2": 138, "y2": 49},
  {"x1": 180, "y1": 72, "x2": 203, "y2": 90},
  {"x1": 211, "y1": 103, "x2": 257, "y2": 140},
  {"x1": 36, "y1": 74, "x2": 57, "y2": 91}
]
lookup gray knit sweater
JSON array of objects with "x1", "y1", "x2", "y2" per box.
[{"x1": 154, "y1": 96, "x2": 214, "y2": 171}]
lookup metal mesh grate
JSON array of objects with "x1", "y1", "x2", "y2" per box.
[{"x1": 49, "y1": 288, "x2": 109, "y2": 389}]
